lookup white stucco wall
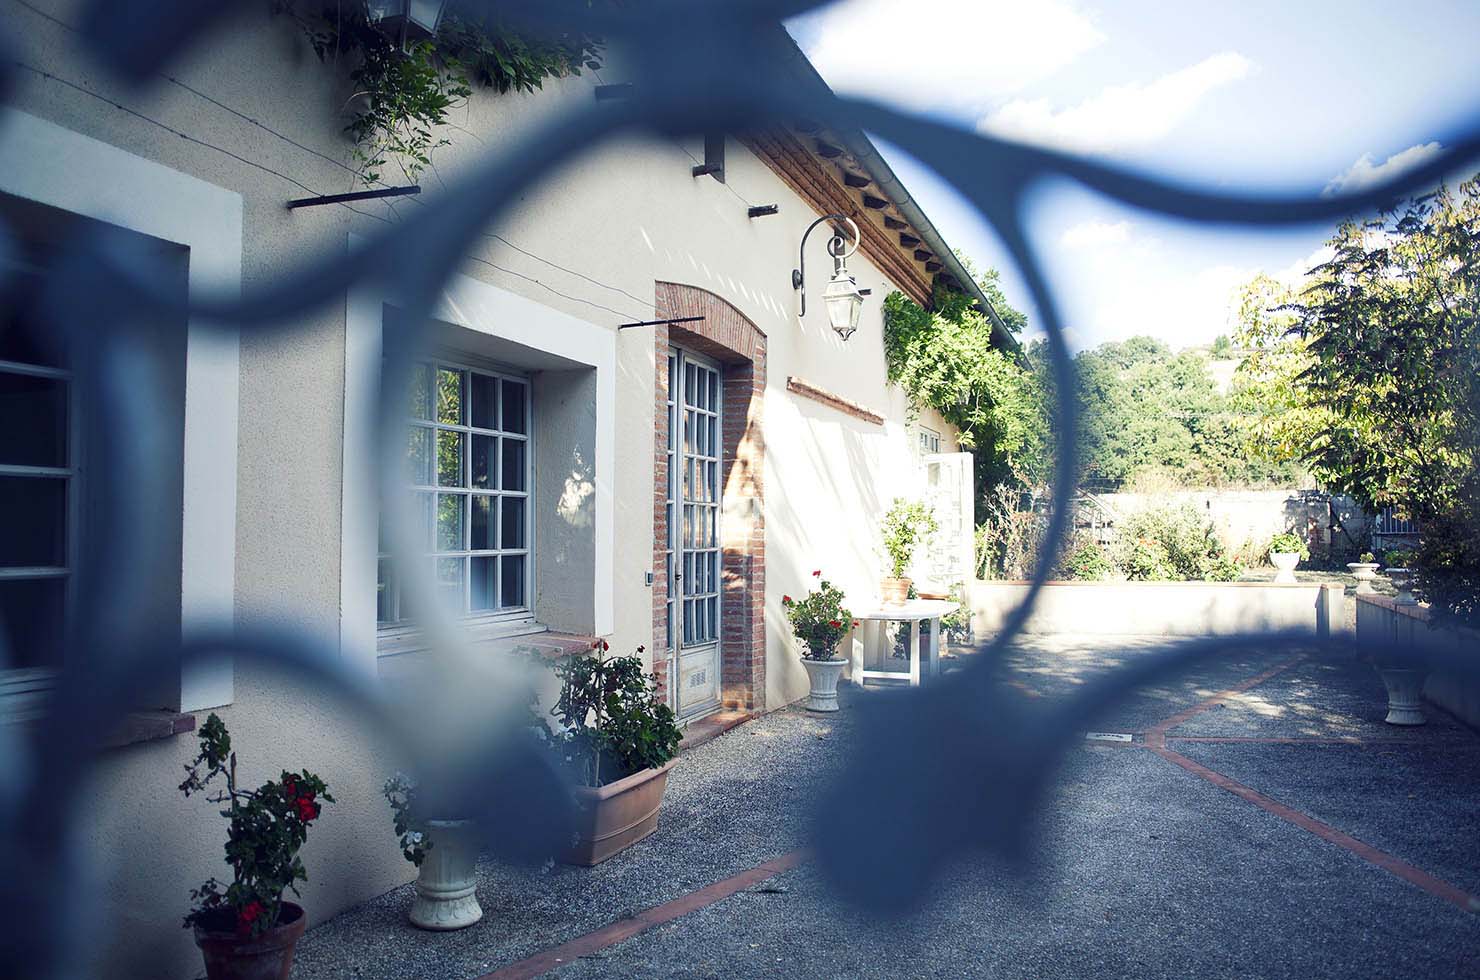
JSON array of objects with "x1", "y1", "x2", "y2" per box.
[{"x1": 5, "y1": 5, "x2": 969, "y2": 975}]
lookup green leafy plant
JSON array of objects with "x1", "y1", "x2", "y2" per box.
[
  {"x1": 1384, "y1": 548, "x2": 1416, "y2": 568},
  {"x1": 1267, "y1": 532, "x2": 1310, "y2": 562},
  {"x1": 881, "y1": 498, "x2": 939, "y2": 579},
  {"x1": 274, "y1": 2, "x2": 603, "y2": 184},
  {"x1": 179, "y1": 714, "x2": 333, "y2": 938},
  {"x1": 782, "y1": 570, "x2": 855, "y2": 660},
  {"x1": 1359, "y1": 551, "x2": 1376, "y2": 563},
  {"x1": 382, "y1": 773, "x2": 431, "y2": 866},
  {"x1": 551, "y1": 641, "x2": 681, "y2": 787},
  {"x1": 1113, "y1": 504, "x2": 1242, "y2": 582},
  {"x1": 1061, "y1": 540, "x2": 1113, "y2": 581}
]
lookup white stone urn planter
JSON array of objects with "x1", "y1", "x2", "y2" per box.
[
  {"x1": 1375, "y1": 666, "x2": 1427, "y2": 726},
  {"x1": 1270, "y1": 551, "x2": 1300, "y2": 583},
  {"x1": 800, "y1": 656, "x2": 847, "y2": 712},
  {"x1": 410, "y1": 819, "x2": 483, "y2": 930},
  {"x1": 1385, "y1": 567, "x2": 1417, "y2": 605},
  {"x1": 1347, "y1": 562, "x2": 1380, "y2": 594}
]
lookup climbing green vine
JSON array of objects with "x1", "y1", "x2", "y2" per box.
[
  {"x1": 273, "y1": 2, "x2": 603, "y2": 184},
  {"x1": 882, "y1": 282, "x2": 1047, "y2": 518}
]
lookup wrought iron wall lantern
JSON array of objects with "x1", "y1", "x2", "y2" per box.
[
  {"x1": 793, "y1": 214, "x2": 865, "y2": 340},
  {"x1": 365, "y1": 0, "x2": 448, "y2": 49}
]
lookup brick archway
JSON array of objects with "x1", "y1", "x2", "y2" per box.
[{"x1": 652, "y1": 282, "x2": 767, "y2": 713}]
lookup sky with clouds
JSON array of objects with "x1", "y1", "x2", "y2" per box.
[{"x1": 786, "y1": 0, "x2": 1480, "y2": 351}]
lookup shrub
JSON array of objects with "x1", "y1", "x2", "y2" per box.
[
  {"x1": 783, "y1": 570, "x2": 855, "y2": 660},
  {"x1": 1266, "y1": 531, "x2": 1310, "y2": 561},
  {"x1": 551, "y1": 641, "x2": 681, "y2": 787},
  {"x1": 882, "y1": 498, "x2": 939, "y2": 578},
  {"x1": 1113, "y1": 504, "x2": 1243, "y2": 582},
  {"x1": 178, "y1": 714, "x2": 333, "y2": 937},
  {"x1": 1061, "y1": 541, "x2": 1113, "y2": 581},
  {"x1": 1411, "y1": 482, "x2": 1480, "y2": 628}
]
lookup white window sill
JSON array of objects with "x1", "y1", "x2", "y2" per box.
[{"x1": 376, "y1": 616, "x2": 546, "y2": 658}]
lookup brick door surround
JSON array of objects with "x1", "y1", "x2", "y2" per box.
[{"x1": 652, "y1": 282, "x2": 766, "y2": 713}]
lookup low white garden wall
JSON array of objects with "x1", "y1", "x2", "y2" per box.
[
  {"x1": 970, "y1": 580, "x2": 1346, "y2": 637},
  {"x1": 1355, "y1": 594, "x2": 1480, "y2": 730}
]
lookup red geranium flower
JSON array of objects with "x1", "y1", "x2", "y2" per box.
[
  {"x1": 236, "y1": 900, "x2": 264, "y2": 935},
  {"x1": 812, "y1": 569, "x2": 821, "y2": 577},
  {"x1": 296, "y1": 795, "x2": 320, "y2": 823},
  {"x1": 829, "y1": 619, "x2": 841, "y2": 628},
  {"x1": 782, "y1": 594, "x2": 792, "y2": 604}
]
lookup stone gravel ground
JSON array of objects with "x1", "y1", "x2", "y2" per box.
[{"x1": 292, "y1": 636, "x2": 1480, "y2": 979}]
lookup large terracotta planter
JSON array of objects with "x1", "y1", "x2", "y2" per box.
[
  {"x1": 560, "y1": 757, "x2": 678, "y2": 866},
  {"x1": 880, "y1": 577, "x2": 911, "y2": 605},
  {"x1": 1347, "y1": 562, "x2": 1380, "y2": 595},
  {"x1": 193, "y1": 901, "x2": 306, "y2": 980},
  {"x1": 410, "y1": 819, "x2": 483, "y2": 930},
  {"x1": 1376, "y1": 666, "x2": 1427, "y2": 726},
  {"x1": 1270, "y1": 552, "x2": 1300, "y2": 583},
  {"x1": 801, "y1": 656, "x2": 847, "y2": 712}
]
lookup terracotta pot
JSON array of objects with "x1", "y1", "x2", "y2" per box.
[
  {"x1": 1270, "y1": 552, "x2": 1300, "y2": 583},
  {"x1": 880, "y1": 577, "x2": 912, "y2": 605},
  {"x1": 801, "y1": 657, "x2": 847, "y2": 712},
  {"x1": 560, "y1": 757, "x2": 678, "y2": 866},
  {"x1": 193, "y1": 901, "x2": 306, "y2": 980},
  {"x1": 410, "y1": 819, "x2": 483, "y2": 930}
]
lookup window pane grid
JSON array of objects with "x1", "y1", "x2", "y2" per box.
[{"x1": 379, "y1": 359, "x2": 532, "y2": 626}]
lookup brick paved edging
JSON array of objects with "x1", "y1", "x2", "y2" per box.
[{"x1": 473, "y1": 850, "x2": 807, "y2": 980}]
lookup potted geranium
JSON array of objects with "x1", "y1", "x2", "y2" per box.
[
  {"x1": 783, "y1": 569, "x2": 855, "y2": 712},
  {"x1": 384, "y1": 774, "x2": 483, "y2": 930},
  {"x1": 1347, "y1": 550, "x2": 1380, "y2": 594},
  {"x1": 1266, "y1": 531, "x2": 1309, "y2": 583},
  {"x1": 551, "y1": 641, "x2": 683, "y2": 865},
  {"x1": 179, "y1": 714, "x2": 332, "y2": 980},
  {"x1": 880, "y1": 498, "x2": 939, "y2": 604}
]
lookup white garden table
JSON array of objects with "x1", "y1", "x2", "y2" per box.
[{"x1": 848, "y1": 599, "x2": 957, "y2": 688}]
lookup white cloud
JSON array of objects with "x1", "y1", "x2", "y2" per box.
[
  {"x1": 793, "y1": 0, "x2": 1105, "y2": 112},
  {"x1": 1322, "y1": 141, "x2": 1444, "y2": 197},
  {"x1": 977, "y1": 52, "x2": 1253, "y2": 155},
  {"x1": 1060, "y1": 220, "x2": 1131, "y2": 249}
]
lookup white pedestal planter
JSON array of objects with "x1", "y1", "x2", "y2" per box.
[
  {"x1": 800, "y1": 658, "x2": 847, "y2": 712},
  {"x1": 1385, "y1": 568, "x2": 1417, "y2": 605},
  {"x1": 1347, "y1": 562, "x2": 1380, "y2": 595},
  {"x1": 1376, "y1": 667, "x2": 1427, "y2": 726},
  {"x1": 410, "y1": 819, "x2": 483, "y2": 930},
  {"x1": 1270, "y1": 552, "x2": 1300, "y2": 583}
]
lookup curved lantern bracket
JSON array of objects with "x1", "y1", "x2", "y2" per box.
[{"x1": 793, "y1": 214, "x2": 864, "y2": 338}]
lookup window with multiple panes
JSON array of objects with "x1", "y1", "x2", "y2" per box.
[
  {"x1": 0, "y1": 258, "x2": 75, "y2": 698},
  {"x1": 917, "y1": 425, "x2": 941, "y2": 458},
  {"x1": 377, "y1": 359, "x2": 533, "y2": 627}
]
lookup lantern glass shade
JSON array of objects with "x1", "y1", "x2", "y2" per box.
[
  {"x1": 822, "y1": 271, "x2": 864, "y2": 341},
  {"x1": 366, "y1": 0, "x2": 446, "y2": 39}
]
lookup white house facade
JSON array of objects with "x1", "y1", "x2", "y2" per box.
[{"x1": 0, "y1": 5, "x2": 995, "y2": 976}]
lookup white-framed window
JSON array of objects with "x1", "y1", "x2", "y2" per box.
[
  {"x1": 917, "y1": 425, "x2": 942, "y2": 457},
  {"x1": 377, "y1": 356, "x2": 534, "y2": 628},
  {"x1": 0, "y1": 253, "x2": 78, "y2": 717}
]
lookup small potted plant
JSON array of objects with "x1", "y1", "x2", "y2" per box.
[
  {"x1": 1266, "y1": 531, "x2": 1309, "y2": 583},
  {"x1": 551, "y1": 641, "x2": 683, "y2": 865},
  {"x1": 179, "y1": 714, "x2": 332, "y2": 980},
  {"x1": 384, "y1": 774, "x2": 483, "y2": 930},
  {"x1": 783, "y1": 569, "x2": 855, "y2": 712},
  {"x1": 880, "y1": 498, "x2": 939, "y2": 604},
  {"x1": 1347, "y1": 551, "x2": 1381, "y2": 594}
]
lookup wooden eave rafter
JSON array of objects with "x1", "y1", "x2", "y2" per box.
[
  {"x1": 740, "y1": 127, "x2": 933, "y2": 305},
  {"x1": 740, "y1": 122, "x2": 954, "y2": 307}
]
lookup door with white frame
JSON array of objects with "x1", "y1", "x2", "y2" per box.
[{"x1": 664, "y1": 348, "x2": 722, "y2": 723}]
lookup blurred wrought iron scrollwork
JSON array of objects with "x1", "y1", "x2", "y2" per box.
[{"x1": 2, "y1": 1, "x2": 1479, "y2": 975}]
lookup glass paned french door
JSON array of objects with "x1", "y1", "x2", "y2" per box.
[{"x1": 666, "y1": 348, "x2": 721, "y2": 722}]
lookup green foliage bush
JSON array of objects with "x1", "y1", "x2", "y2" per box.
[
  {"x1": 881, "y1": 498, "x2": 939, "y2": 578},
  {"x1": 1060, "y1": 541, "x2": 1112, "y2": 581},
  {"x1": 782, "y1": 572, "x2": 855, "y2": 660},
  {"x1": 1112, "y1": 505, "x2": 1242, "y2": 582},
  {"x1": 552, "y1": 642, "x2": 681, "y2": 787}
]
